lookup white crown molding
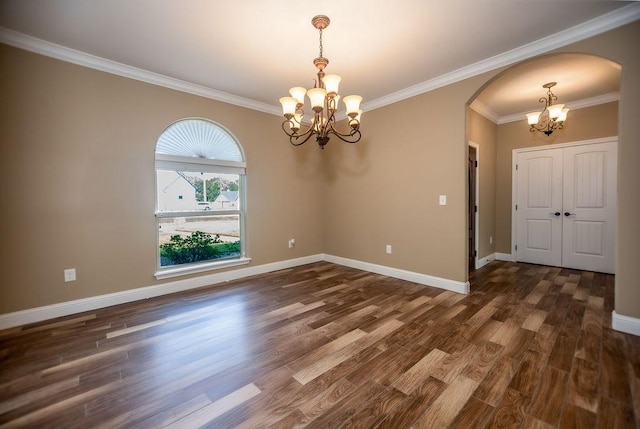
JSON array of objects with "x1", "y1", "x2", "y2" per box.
[
  {"x1": 364, "y1": 3, "x2": 640, "y2": 112},
  {"x1": 469, "y1": 100, "x2": 501, "y2": 123},
  {"x1": 0, "y1": 27, "x2": 282, "y2": 117},
  {"x1": 1, "y1": 3, "x2": 638, "y2": 117},
  {"x1": 497, "y1": 92, "x2": 620, "y2": 124},
  {"x1": 565, "y1": 91, "x2": 621, "y2": 111}
]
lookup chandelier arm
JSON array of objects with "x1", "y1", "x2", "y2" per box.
[
  {"x1": 326, "y1": 124, "x2": 361, "y2": 144},
  {"x1": 294, "y1": 121, "x2": 319, "y2": 145},
  {"x1": 325, "y1": 113, "x2": 360, "y2": 134},
  {"x1": 322, "y1": 109, "x2": 337, "y2": 134},
  {"x1": 281, "y1": 120, "x2": 316, "y2": 145},
  {"x1": 289, "y1": 129, "x2": 317, "y2": 146}
]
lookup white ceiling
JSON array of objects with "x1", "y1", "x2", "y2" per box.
[
  {"x1": 0, "y1": 1, "x2": 638, "y2": 119},
  {"x1": 473, "y1": 53, "x2": 621, "y2": 123}
]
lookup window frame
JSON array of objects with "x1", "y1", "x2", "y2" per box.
[{"x1": 154, "y1": 120, "x2": 250, "y2": 279}]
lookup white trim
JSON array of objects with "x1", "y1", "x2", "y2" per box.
[
  {"x1": 498, "y1": 92, "x2": 620, "y2": 125},
  {"x1": 495, "y1": 253, "x2": 515, "y2": 262},
  {"x1": 476, "y1": 253, "x2": 496, "y2": 269},
  {"x1": 364, "y1": 3, "x2": 640, "y2": 112},
  {"x1": 154, "y1": 257, "x2": 252, "y2": 280},
  {"x1": 2, "y1": 4, "x2": 639, "y2": 116},
  {"x1": 612, "y1": 311, "x2": 640, "y2": 337},
  {"x1": 155, "y1": 154, "x2": 246, "y2": 169},
  {"x1": 0, "y1": 27, "x2": 281, "y2": 117},
  {"x1": 0, "y1": 254, "x2": 323, "y2": 330},
  {"x1": 324, "y1": 254, "x2": 470, "y2": 294},
  {"x1": 0, "y1": 253, "x2": 472, "y2": 330},
  {"x1": 469, "y1": 100, "x2": 500, "y2": 124},
  {"x1": 514, "y1": 136, "x2": 618, "y2": 153}
]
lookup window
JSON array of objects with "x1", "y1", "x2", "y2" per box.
[{"x1": 155, "y1": 118, "x2": 249, "y2": 279}]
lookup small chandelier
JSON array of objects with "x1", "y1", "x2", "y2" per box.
[
  {"x1": 279, "y1": 15, "x2": 362, "y2": 149},
  {"x1": 526, "y1": 82, "x2": 569, "y2": 136}
]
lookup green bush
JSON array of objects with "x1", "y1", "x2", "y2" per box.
[{"x1": 160, "y1": 231, "x2": 240, "y2": 266}]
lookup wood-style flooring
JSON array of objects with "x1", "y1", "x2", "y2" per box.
[{"x1": 1, "y1": 261, "x2": 638, "y2": 428}]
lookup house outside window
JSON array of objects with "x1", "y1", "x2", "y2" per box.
[{"x1": 154, "y1": 118, "x2": 249, "y2": 279}]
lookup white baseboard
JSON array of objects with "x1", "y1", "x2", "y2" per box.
[
  {"x1": 323, "y1": 254, "x2": 469, "y2": 294},
  {"x1": 476, "y1": 253, "x2": 495, "y2": 269},
  {"x1": 0, "y1": 253, "x2": 470, "y2": 330},
  {"x1": 0, "y1": 254, "x2": 323, "y2": 330},
  {"x1": 612, "y1": 311, "x2": 640, "y2": 337},
  {"x1": 495, "y1": 252, "x2": 515, "y2": 262}
]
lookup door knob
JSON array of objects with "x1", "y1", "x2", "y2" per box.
[
  {"x1": 549, "y1": 212, "x2": 561, "y2": 216},
  {"x1": 564, "y1": 212, "x2": 576, "y2": 216}
]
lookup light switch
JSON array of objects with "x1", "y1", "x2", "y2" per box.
[{"x1": 439, "y1": 195, "x2": 447, "y2": 205}]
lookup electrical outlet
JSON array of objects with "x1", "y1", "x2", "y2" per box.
[
  {"x1": 439, "y1": 195, "x2": 447, "y2": 205},
  {"x1": 288, "y1": 239, "x2": 295, "y2": 248},
  {"x1": 64, "y1": 268, "x2": 76, "y2": 282},
  {"x1": 386, "y1": 244, "x2": 392, "y2": 254}
]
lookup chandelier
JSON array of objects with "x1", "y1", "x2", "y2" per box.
[
  {"x1": 526, "y1": 82, "x2": 569, "y2": 136},
  {"x1": 279, "y1": 15, "x2": 362, "y2": 149}
]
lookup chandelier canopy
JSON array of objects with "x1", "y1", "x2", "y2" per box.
[
  {"x1": 279, "y1": 15, "x2": 362, "y2": 149},
  {"x1": 526, "y1": 82, "x2": 569, "y2": 136}
]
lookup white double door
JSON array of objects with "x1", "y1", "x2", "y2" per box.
[{"x1": 514, "y1": 139, "x2": 617, "y2": 274}]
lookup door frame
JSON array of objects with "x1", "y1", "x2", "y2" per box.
[
  {"x1": 511, "y1": 135, "x2": 618, "y2": 263},
  {"x1": 469, "y1": 141, "x2": 480, "y2": 271}
]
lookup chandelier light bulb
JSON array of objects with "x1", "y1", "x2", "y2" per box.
[
  {"x1": 279, "y1": 96, "x2": 298, "y2": 119},
  {"x1": 526, "y1": 112, "x2": 540, "y2": 125},
  {"x1": 289, "y1": 87, "x2": 306, "y2": 105},
  {"x1": 557, "y1": 108, "x2": 569, "y2": 122},
  {"x1": 548, "y1": 103, "x2": 564, "y2": 120},
  {"x1": 350, "y1": 109, "x2": 363, "y2": 128},
  {"x1": 328, "y1": 95, "x2": 340, "y2": 112},
  {"x1": 343, "y1": 95, "x2": 363, "y2": 117},
  {"x1": 291, "y1": 113, "x2": 303, "y2": 131},
  {"x1": 307, "y1": 87, "x2": 327, "y2": 112},
  {"x1": 322, "y1": 74, "x2": 342, "y2": 95}
]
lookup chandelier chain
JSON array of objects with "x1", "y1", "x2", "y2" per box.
[{"x1": 318, "y1": 28, "x2": 323, "y2": 58}]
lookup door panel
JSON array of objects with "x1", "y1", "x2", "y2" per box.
[
  {"x1": 515, "y1": 140, "x2": 616, "y2": 273},
  {"x1": 516, "y1": 150, "x2": 563, "y2": 266},
  {"x1": 562, "y1": 142, "x2": 616, "y2": 273}
]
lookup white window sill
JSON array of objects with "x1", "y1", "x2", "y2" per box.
[{"x1": 154, "y1": 257, "x2": 252, "y2": 280}]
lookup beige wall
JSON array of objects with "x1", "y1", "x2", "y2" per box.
[
  {"x1": 0, "y1": 44, "x2": 324, "y2": 314},
  {"x1": 324, "y1": 21, "x2": 639, "y2": 318},
  {"x1": 495, "y1": 101, "x2": 619, "y2": 253},
  {"x1": 323, "y1": 80, "x2": 486, "y2": 283},
  {"x1": 467, "y1": 108, "x2": 497, "y2": 260},
  {"x1": 2, "y1": 20, "x2": 639, "y2": 321}
]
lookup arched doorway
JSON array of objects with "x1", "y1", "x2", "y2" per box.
[{"x1": 465, "y1": 53, "x2": 621, "y2": 275}]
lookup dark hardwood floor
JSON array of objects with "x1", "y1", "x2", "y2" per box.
[{"x1": 1, "y1": 261, "x2": 638, "y2": 428}]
